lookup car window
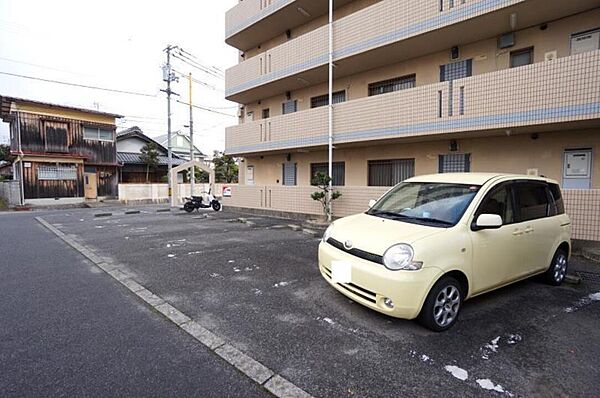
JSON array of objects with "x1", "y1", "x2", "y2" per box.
[
  {"x1": 548, "y1": 183, "x2": 565, "y2": 215},
  {"x1": 476, "y1": 185, "x2": 514, "y2": 224},
  {"x1": 516, "y1": 182, "x2": 549, "y2": 221}
]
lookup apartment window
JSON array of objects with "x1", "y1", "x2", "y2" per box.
[
  {"x1": 282, "y1": 100, "x2": 297, "y2": 115},
  {"x1": 510, "y1": 47, "x2": 534, "y2": 68},
  {"x1": 570, "y1": 28, "x2": 600, "y2": 55},
  {"x1": 282, "y1": 162, "x2": 297, "y2": 186},
  {"x1": 439, "y1": 153, "x2": 471, "y2": 173},
  {"x1": 38, "y1": 164, "x2": 77, "y2": 181},
  {"x1": 368, "y1": 159, "x2": 415, "y2": 186},
  {"x1": 310, "y1": 162, "x2": 345, "y2": 186},
  {"x1": 440, "y1": 59, "x2": 472, "y2": 81},
  {"x1": 262, "y1": 108, "x2": 270, "y2": 119},
  {"x1": 310, "y1": 91, "x2": 346, "y2": 108},
  {"x1": 83, "y1": 126, "x2": 114, "y2": 141},
  {"x1": 368, "y1": 75, "x2": 416, "y2": 96}
]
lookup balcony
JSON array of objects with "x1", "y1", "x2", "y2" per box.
[
  {"x1": 226, "y1": 50, "x2": 600, "y2": 156},
  {"x1": 225, "y1": 0, "x2": 599, "y2": 104},
  {"x1": 225, "y1": 0, "x2": 354, "y2": 51}
]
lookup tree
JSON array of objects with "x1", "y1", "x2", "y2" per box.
[
  {"x1": 311, "y1": 172, "x2": 342, "y2": 220},
  {"x1": 213, "y1": 150, "x2": 238, "y2": 183},
  {"x1": 139, "y1": 142, "x2": 159, "y2": 183},
  {"x1": 0, "y1": 144, "x2": 15, "y2": 163},
  {"x1": 186, "y1": 166, "x2": 209, "y2": 183}
]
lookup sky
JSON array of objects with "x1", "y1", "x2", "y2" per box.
[{"x1": 0, "y1": 0, "x2": 239, "y2": 156}]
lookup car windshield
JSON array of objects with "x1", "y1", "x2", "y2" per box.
[{"x1": 366, "y1": 182, "x2": 481, "y2": 227}]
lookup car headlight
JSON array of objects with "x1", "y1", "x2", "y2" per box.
[
  {"x1": 382, "y1": 244, "x2": 422, "y2": 271},
  {"x1": 322, "y1": 224, "x2": 334, "y2": 242}
]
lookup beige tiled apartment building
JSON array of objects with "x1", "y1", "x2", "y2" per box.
[{"x1": 223, "y1": 0, "x2": 600, "y2": 241}]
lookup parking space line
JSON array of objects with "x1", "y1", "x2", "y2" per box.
[{"x1": 35, "y1": 216, "x2": 314, "y2": 398}]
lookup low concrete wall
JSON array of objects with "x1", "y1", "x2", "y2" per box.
[
  {"x1": 222, "y1": 185, "x2": 600, "y2": 242},
  {"x1": 119, "y1": 183, "x2": 233, "y2": 204},
  {"x1": 0, "y1": 180, "x2": 21, "y2": 206}
]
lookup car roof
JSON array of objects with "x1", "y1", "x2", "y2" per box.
[{"x1": 406, "y1": 172, "x2": 558, "y2": 186}]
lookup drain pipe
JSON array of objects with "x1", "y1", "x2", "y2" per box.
[
  {"x1": 16, "y1": 111, "x2": 25, "y2": 206},
  {"x1": 327, "y1": 0, "x2": 334, "y2": 222}
]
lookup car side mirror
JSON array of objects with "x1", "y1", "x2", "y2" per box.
[
  {"x1": 368, "y1": 199, "x2": 377, "y2": 208},
  {"x1": 474, "y1": 214, "x2": 503, "y2": 230}
]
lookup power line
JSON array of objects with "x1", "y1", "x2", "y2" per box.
[
  {"x1": 172, "y1": 52, "x2": 223, "y2": 80},
  {"x1": 179, "y1": 48, "x2": 224, "y2": 75},
  {"x1": 171, "y1": 68, "x2": 216, "y2": 90},
  {"x1": 176, "y1": 100, "x2": 236, "y2": 117},
  {"x1": 0, "y1": 56, "x2": 90, "y2": 76},
  {"x1": 0, "y1": 71, "x2": 158, "y2": 98}
]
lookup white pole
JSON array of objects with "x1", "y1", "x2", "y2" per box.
[{"x1": 327, "y1": 0, "x2": 333, "y2": 222}]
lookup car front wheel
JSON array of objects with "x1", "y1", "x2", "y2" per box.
[
  {"x1": 544, "y1": 248, "x2": 568, "y2": 286},
  {"x1": 418, "y1": 276, "x2": 463, "y2": 332}
]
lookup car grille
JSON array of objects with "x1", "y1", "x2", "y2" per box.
[
  {"x1": 326, "y1": 238, "x2": 383, "y2": 265},
  {"x1": 322, "y1": 265, "x2": 377, "y2": 304}
]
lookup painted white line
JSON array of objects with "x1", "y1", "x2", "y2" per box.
[{"x1": 36, "y1": 216, "x2": 315, "y2": 398}]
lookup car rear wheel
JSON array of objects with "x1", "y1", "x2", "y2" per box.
[
  {"x1": 544, "y1": 248, "x2": 568, "y2": 286},
  {"x1": 418, "y1": 276, "x2": 462, "y2": 332}
]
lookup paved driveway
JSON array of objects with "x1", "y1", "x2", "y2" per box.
[{"x1": 41, "y1": 206, "x2": 600, "y2": 397}]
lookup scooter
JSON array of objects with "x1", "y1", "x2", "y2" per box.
[{"x1": 183, "y1": 188, "x2": 222, "y2": 212}]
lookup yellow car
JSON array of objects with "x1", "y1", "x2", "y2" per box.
[{"x1": 318, "y1": 173, "x2": 571, "y2": 331}]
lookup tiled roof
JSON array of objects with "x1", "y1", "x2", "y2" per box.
[{"x1": 117, "y1": 152, "x2": 187, "y2": 166}]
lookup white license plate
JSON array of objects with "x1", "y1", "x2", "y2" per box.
[{"x1": 331, "y1": 260, "x2": 352, "y2": 283}]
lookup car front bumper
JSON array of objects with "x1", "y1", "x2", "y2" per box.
[{"x1": 318, "y1": 241, "x2": 442, "y2": 319}]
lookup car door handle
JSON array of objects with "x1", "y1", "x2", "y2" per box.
[
  {"x1": 524, "y1": 226, "x2": 534, "y2": 234},
  {"x1": 512, "y1": 229, "x2": 524, "y2": 236}
]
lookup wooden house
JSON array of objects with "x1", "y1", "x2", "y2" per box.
[{"x1": 0, "y1": 96, "x2": 122, "y2": 204}]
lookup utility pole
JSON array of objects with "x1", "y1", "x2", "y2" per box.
[
  {"x1": 161, "y1": 45, "x2": 179, "y2": 207},
  {"x1": 327, "y1": 0, "x2": 334, "y2": 222},
  {"x1": 188, "y1": 72, "x2": 195, "y2": 196}
]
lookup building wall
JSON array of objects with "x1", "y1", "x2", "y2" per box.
[
  {"x1": 241, "y1": 129, "x2": 600, "y2": 188},
  {"x1": 240, "y1": 9, "x2": 600, "y2": 119},
  {"x1": 13, "y1": 112, "x2": 117, "y2": 165},
  {"x1": 22, "y1": 160, "x2": 84, "y2": 200}
]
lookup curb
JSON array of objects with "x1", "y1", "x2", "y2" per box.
[{"x1": 35, "y1": 216, "x2": 313, "y2": 398}]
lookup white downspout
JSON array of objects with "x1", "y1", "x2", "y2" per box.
[{"x1": 16, "y1": 111, "x2": 25, "y2": 206}]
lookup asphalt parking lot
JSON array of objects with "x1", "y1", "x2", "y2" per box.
[{"x1": 42, "y1": 205, "x2": 600, "y2": 398}]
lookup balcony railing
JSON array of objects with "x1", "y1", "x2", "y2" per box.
[
  {"x1": 225, "y1": 0, "x2": 355, "y2": 51},
  {"x1": 225, "y1": 0, "x2": 600, "y2": 104},
  {"x1": 225, "y1": 0, "x2": 526, "y2": 101},
  {"x1": 226, "y1": 50, "x2": 600, "y2": 155}
]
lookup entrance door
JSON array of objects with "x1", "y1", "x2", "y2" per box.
[{"x1": 84, "y1": 173, "x2": 97, "y2": 199}]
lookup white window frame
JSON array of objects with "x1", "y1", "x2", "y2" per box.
[{"x1": 83, "y1": 126, "x2": 114, "y2": 142}]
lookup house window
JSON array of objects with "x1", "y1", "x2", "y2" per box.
[
  {"x1": 368, "y1": 159, "x2": 415, "y2": 186},
  {"x1": 310, "y1": 91, "x2": 346, "y2": 108},
  {"x1": 570, "y1": 28, "x2": 600, "y2": 55},
  {"x1": 440, "y1": 59, "x2": 472, "y2": 81},
  {"x1": 282, "y1": 162, "x2": 297, "y2": 185},
  {"x1": 83, "y1": 126, "x2": 114, "y2": 142},
  {"x1": 38, "y1": 164, "x2": 77, "y2": 180},
  {"x1": 282, "y1": 100, "x2": 297, "y2": 115},
  {"x1": 310, "y1": 162, "x2": 345, "y2": 186},
  {"x1": 510, "y1": 47, "x2": 534, "y2": 68},
  {"x1": 368, "y1": 75, "x2": 416, "y2": 96},
  {"x1": 44, "y1": 121, "x2": 69, "y2": 153},
  {"x1": 439, "y1": 153, "x2": 471, "y2": 173},
  {"x1": 262, "y1": 108, "x2": 270, "y2": 119}
]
